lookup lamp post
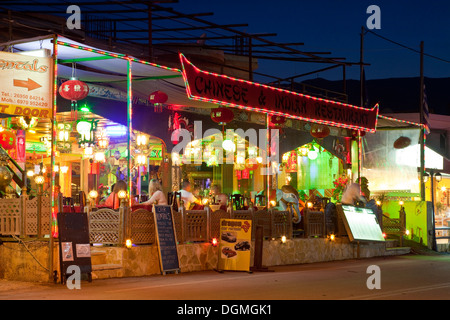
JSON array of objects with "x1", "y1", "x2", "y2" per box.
[{"x1": 423, "y1": 169, "x2": 442, "y2": 251}]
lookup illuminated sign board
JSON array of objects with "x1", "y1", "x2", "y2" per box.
[{"x1": 338, "y1": 205, "x2": 385, "y2": 242}]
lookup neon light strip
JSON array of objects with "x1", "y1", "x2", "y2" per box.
[
  {"x1": 51, "y1": 36, "x2": 58, "y2": 238},
  {"x1": 377, "y1": 114, "x2": 423, "y2": 128},
  {"x1": 127, "y1": 58, "x2": 133, "y2": 208},
  {"x1": 180, "y1": 53, "x2": 379, "y2": 133},
  {"x1": 56, "y1": 40, "x2": 181, "y2": 73}
]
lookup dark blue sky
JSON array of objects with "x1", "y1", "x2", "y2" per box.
[{"x1": 173, "y1": 0, "x2": 450, "y2": 81}]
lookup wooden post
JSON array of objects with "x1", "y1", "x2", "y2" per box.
[
  {"x1": 250, "y1": 225, "x2": 272, "y2": 272},
  {"x1": 419, "y1": 41, "x2": 425, "y2": 201}
]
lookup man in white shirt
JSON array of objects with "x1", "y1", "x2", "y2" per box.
[
  {"x1": 341, "y1": 182, "x2": 367, "y2": 206},
  {"x1": 180, "y1": 180, "x2": 199, "y2": 210}
]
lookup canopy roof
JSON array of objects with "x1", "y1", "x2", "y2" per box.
[{"x1": 3, "y1": 35, "x2": 217, "y2": 110}]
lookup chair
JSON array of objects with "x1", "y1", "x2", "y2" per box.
[
  {"x1": 254, "y1": 194, "x2": 266, "y2": 207},
  {"x1": 231, "y1": 194, "x2": 244, "y2": 210},
  {"x1": 168, "y1": 191, "x2": 181, "y2": 212}
]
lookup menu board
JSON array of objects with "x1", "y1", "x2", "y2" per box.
[
  {"x1": 153, "y1": 205, "x2": 180, "y2": 274},
  {"x1": 218, "y1": 219, "x2": 252, "y2": 272},
  {"x1": 338, "y1": 205, "x2": 385, "y2": 242},
  {"x1": 57, "y1": 212, "x2": 92, "y2": 283}
]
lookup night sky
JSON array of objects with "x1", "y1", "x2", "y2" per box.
[
  {"x1": 4, "y1": 0, "x2": 450, "y2": 82},
  {"x1": 173, "y1": 0, "x2": 450, "y2": 81}
]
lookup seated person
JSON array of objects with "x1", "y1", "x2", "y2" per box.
[
  {"x1": 179, "y1": 180, "x2": 201, "y2": 210},
  {"x1": 278, "y1": 185, "x2": 302, "y2": 223},
  {"x1": 211, "y1": 184, "x2": 228, "y2": 206},
  {"x1": 141, "y1": 179, "x2": 167, "y2": 206},
  {"x1": 102, "y1": 180, "x2": 136, "y2": 209}
]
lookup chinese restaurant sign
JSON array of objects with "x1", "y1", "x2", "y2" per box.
[
  {"x1": 0, "y1": 51, "x2": 53, "y2": 119},
  {"x1": 180, "y1": 53, "x2": 378, "y2": 133},
  {"x1": 218, "y1": 219, "x2": 252, "y2": 272}
]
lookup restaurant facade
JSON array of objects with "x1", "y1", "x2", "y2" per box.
[{"x1": 0, "y1": 34, "x2": 444, "y2": 283}]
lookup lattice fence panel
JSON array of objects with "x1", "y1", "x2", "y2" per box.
[
  {"x1": 231, "y1": 210, "x2": 253, "y2": 221},
  {"x1": 305, "y1": 211, "x2": 325, "y2": 237},
  {"x1": 209, "y1": 209, "x2": 230, "y2": 239},
  {"x1": 25, "y1": 197, "x2": 38, "y2": 236},
  {"x1": 184, "y1": 210, "x2": 207, "y2": 242},
  {"x1": 0, "y1": 198, "x2": 22, "y2": 235},
  {"x1": 89, "y1": 208, "x2": 123, "y2": 245},
  {"x1": 271, "y1": 210, "x2": 293, "y2": 239},
  {"x1": 172, "y1": 211, "x2": 183, "y2": 243},
  {"x1": 129, "y1": 209, "x2": 155, "y2": 244},
  {"x1": 40, "y1": 196, "x2": 51, "y2": 236}
]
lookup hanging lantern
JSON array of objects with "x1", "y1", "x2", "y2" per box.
[
  {"x1": 351, "y1": 130, "x2": 366, "y2": 139},
  {"x1": 59, "y1": 79, "x2": 89, "y2": 120},
  {"x1": 310, "y1": 124, "x2": 330, "y2": 139},
  {"x1": 393, "y1": 136, "x2": 411, "y2": 149},
  {"x1": 59, "y1": 79, "x2": 89, "y2": 101},
  {"x1": 270, "y1": 115, "x2": 286, "y2": 126},
  {"x1": 0, "y1": 130, "x2": 16, "y2": 150},
  {"x1": 149, "y1": 90, "x2": 168, "y2": 113},
  {"x1": 245, "y1": 158, "x2": 259, "y2": 171},
  {"x1": 211, "y1": 107, "x2": 234, "y2": 126}
]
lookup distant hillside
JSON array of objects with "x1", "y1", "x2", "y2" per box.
[{"x1": 301, "y1": 77, "x2": 450, "y2": 115}]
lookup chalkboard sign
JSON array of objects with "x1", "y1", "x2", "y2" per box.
[
  {"x1": 153, "y1": 205, "x2": 180, "y2": 275},
  {"x1": 57, "y1": 211, "x2": 92, "y2": 284}
]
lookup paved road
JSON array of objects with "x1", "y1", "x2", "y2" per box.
[{"x1": 1, "y1": 254, "x2": 449, "y2": 302}]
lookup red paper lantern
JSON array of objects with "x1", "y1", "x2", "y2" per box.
[
  {"x1": 351, "y1": 130, "x2": 366, "y2": 139},
  {"x1": 149, "y1": 90, "x2": 168, "y2": 104},
  {"x1": 211, "y1": 107, "x2": 234, "y2": 125},
  {"x1": 271, "y1": 115, "x2": 286, "y2": 126},
  {"x1": 149, "y1": 91, "x2": 168, "y2": 113},
  {"x1": 245, "y1": 158, "x2": 259, "y2": 171},
  {"x1": 0, "y1": 130, "x2": 16, "y2": 150},
  {"x1": 310, "y1": 124, "x2": 330, "y2": 139},
  {"x1": 59, "y1": 79, "x2": 89, "y2": 101}
]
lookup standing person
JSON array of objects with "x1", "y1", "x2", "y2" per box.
[
  {"x1": 179, "y1": 180, "x2": 200, "y2": 210},
  {"x1": 341, "y1": 182, "x2": 367, "y2": 206},
  {"x1": 141, "y1": 179, "x2": 167, "y2": 205},
  {"x1": 211, "y1": 184, "x2": 228, "y2": 207}
]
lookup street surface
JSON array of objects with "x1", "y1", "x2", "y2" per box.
[{"x1": 1, "y1": 253, "x2": 449, "y2": 301}]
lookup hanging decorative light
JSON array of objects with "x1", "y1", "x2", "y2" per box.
[
  {"x1": 270, "y1": 115, "x2": 286, "y2": 126},
  {"x1": 149, "y1": 90, "x2": 168, "y2": 113},
  {"x1": 76, "y1": 119, "x2": 98, "y2": 148},
  {"x1": 56, "y1": 123, "x2": 72, "y2": 153},
  {"x1": 0, "y1": 130, "x2": 16, "y2": 150},
  {"x1": 310, "y1": 124, "x2": 330, "y2": 139},
  {"x1": 17, "y1": 116, "x2": 39, "y2": 131},
  {"x1": 211, "y1": 107, "x2": 234, "y2": 127},
  {"x1": 59, "y1": 78, "x2": 89, "y2": 120},
  {"x1": 136, "y1": 154, "x2": 147, "y2": 166},
  {"x1": 136, "y1": 134, "x2": 148, "y2": 150}
]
